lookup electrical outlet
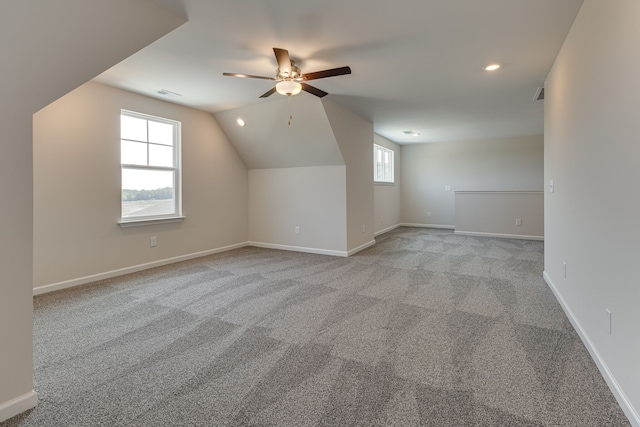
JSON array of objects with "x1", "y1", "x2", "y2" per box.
[
  {"x1": 362, "y1": 224, "x2": 366, "y2": 233},
  {"x1": 150, "y1": 236, "x2": 157, "y2": 247},
  {"x1": 427, "y1": 211, "x2": 431, "y2": 217},
  {"x1": 445, "y1": 185, "x2": 451, "y2": 191},
  {"x1": 563, "y1": 261, "x2": 567, "y2": 278},
  {"x1": 549, "y1": 179, "x2": 554, "y2": 193},
  {"x1": 295, "y1": 226, "x2": 300, "y2": 235},
  {"x1": 605, "y1": 308, "x2": 612, "y2": 334},
  {"x1": 515, "y1": 219, "x2": 522, "y2": 226}
]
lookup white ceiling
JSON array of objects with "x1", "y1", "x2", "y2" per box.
[
  {"x1": 215, "y1": 97, "x2": 344, "y2": 169},
  {"x1": 94, "y1": 0, "x2": 583, "y2": 144}
]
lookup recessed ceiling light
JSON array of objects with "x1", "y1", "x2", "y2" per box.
[
  {"x1": 236, "y1": 118, "x2": 246, "y2": 127},
  {"x1": 403, "y1": 130, "x2": 420, "y2": 136},
  {"x1": 484, "y1": 64, "x2": 501, "y2": 71}
]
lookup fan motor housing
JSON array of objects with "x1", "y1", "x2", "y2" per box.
[{"x1": 277, "y1": 62, "x2": 301, "y2": 80}]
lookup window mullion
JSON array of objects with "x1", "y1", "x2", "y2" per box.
[{"x1": 122, "y1": 164, "x2": 176, "y2": 172}]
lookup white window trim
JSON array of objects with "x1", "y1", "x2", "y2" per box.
[
  {"x1": 119, "y1": 110, "x2": 183, "y2": 226},
  {"x1": 374, "y1": 143, "x2": 395, "y2": 184},
  {"x1": 118, "y1": 216, "x2": 185, "y2": 228}
]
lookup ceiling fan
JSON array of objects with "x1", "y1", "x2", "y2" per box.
[{"x1": 223, "y1": 48, "x2": 351, "y2": 98}]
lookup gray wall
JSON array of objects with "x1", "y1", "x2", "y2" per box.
[
  {"x1": 248, "y1": 166, "x2": 347, "y2": 254},
  {"x1": 33, "y1": 82, "x2": 248, "y2": 290},
  {"x1": 228, "y1": 97, "x2": 374, "y2": 256},
  {"x1": 545, "y1": 0, "x2": 640, "y2": 422},
  {"x1": 401, "y1": 135, "x2": 544, "y2": 228},
  {"x1": 0, "y1": 1, "x2": 184, "y2": 421},
  {"x1": 454, "y1": 191, "x2": 543, "y2": 239},
  {"x1": 373, "y1": 134, "x2": 402, "y2": 235},
  {"x1": 323, "y1": 99, "x2": 375, "y2": 252}
]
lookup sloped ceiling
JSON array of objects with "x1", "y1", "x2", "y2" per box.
[
  {"x1": 94, "y1": 0, "x2": 584, "y2": 145},
  {"x1": 214, "y1": 95, "x2": 344, "y2": 169}
]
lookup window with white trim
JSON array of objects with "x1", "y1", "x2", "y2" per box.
[
  {"x1": 374, "y1": 144, "x2": 394, "y2": 183},
  {"x1": 120, "y1": 110, "x2": 181, "y2": 223}
]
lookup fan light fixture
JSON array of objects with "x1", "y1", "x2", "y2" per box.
[
  {"x1": 223, "y1": 48, "x2": 351, "y2": 98},
  {"x1": 276, "y1": 80, "x2": 302, "y2": 96}
]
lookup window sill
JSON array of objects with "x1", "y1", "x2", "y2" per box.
[
  {"x1": 374, "y1": 181, "x2": 395, "y2": 186},
  {"x1": 118, "y1": 216, "x2": 185, "y2": 228}
]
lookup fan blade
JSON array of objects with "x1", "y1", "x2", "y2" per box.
[
  {"x1": 273, "y1": 48, "x2": 292, "y2": 77},
  {"x1": 223, "y1": 72, "x2": 275, "y2": 80},
  {"x1": 259, "y1": 87, "x2": 277, "y2": 98},
  {"x1": 301, "y1": 83, "x2": 328, "y2": 98},
  {"x1": 301, "y1": 66, "x2": 351, "y2": 81}
]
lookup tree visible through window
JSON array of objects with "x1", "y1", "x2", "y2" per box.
[
  {"x1": 374, "y1": 144, "x2": 394, "y2": 183},
  {"x1": 120, "y1": 110, "x2": 181, "y2": 221}
]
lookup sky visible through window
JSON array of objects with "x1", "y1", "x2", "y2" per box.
[
  {"x1": 121, "y1": 168, "x2": 173, "y2": 191},
  {"x1": 121, "y1": 115, "x2": 174, "y2": 190}
]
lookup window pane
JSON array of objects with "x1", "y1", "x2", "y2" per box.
[
  {"x1": 122, "y1": 168, "x2": 174, "y2": 191},
  {"x1": 122, "y1": 169, "x2": 175, "y2": 218},
  {"x1": 374, "y1": 144, "x2": 394, "y2": 183},
  {"x1": 148, "y1": 121, "x2": 174, "y2": 146},
  {"x1": 121, "y1": 115, "x2": 147, "y2": 141},
  {"x1": 149, "y1": 144, "x2": 174, "y2": 167},
  {"x1": 121, "y1": 140, "x2": 148, "y2": 165}
]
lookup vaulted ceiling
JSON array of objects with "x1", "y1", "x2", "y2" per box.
[{"x1": 94, "y1": 0, "x2": 583, "y2": 144}]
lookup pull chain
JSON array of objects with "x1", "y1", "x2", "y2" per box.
[{"x1": 287, "y1": 94, "x2": 293, "y2": 126}]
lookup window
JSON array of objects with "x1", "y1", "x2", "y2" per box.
[
  {"x1": 374, "y1": 144, "x2": 394, "y2": 183},
  {"x1": 120, "y1": 110, "x2": 182, "y2": 224}
]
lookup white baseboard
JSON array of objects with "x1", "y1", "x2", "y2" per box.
[
  {"x1": 543, "y1": 271, "x2": 640, "y2": 427},
  {"x1": 32, "y1": 238, "x2": 374, "y2": 295},
  {"x1": 454, "y1": 230, "x2": 544, "y2": 241},
  {"x1": 347, "y1": 239, "x2": 376, "y2": 256},
  {"x1": 374, "y1": 224, "x2": 400, "y2": 237},
  {"x1": 400, "y1": 223, "x2": 455, "y2": 230},
  {"x1": 33, "y1": 242, "x2": 249, "y2": 295},
  {"x1": 0, "y1": 391, "x2": 37, "y2": 423},
  {"x1": 248, "y1": 241, "x2": 348, "y2": 257}
]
